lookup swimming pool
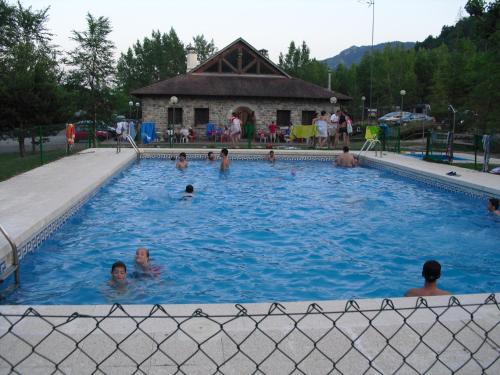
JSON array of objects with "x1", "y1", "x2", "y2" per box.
[{"x1": 3, "y1": 159, "x2": 499, "y2": 304}]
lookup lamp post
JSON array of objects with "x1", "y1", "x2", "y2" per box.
[
  {"x1": 361, "y1": 96, "x2": 366, "y2": 125},
  {"x1": 135, "y1": 102, "x2": 140, "y2": 120},
  {"x1": 329, "y1": 97, "x2": 338, "y2": 149},
  {"x1": 169, "y1": 96, "x2": 178, "y2": 148},
  {"x1": 448, "y1": 104, "x2": 457, "y2": 164},
  {"x1": 399, "y1": 90, "x2": 406, "y2": 153},
  {"x1": 128, "y1": 100, "x2": 133, "y2": 119}
]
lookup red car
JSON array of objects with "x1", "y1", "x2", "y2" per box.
[{"x1": 74, "y1": 125, "x2": 109, "y2": 142}]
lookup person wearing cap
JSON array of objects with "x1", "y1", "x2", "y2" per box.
[{"x1": 404, "y1": 260, "x2": 450, "y2": 297}]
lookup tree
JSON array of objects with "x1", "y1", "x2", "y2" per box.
[
  {"x1": 192, "y1": 34, "x2": 217, "y2": 64},
  {"x1": 0, "y1": 0, "x2": 63, "y2": 157},
  {"x1": 116, "y1": 28, "x2": 186, "y2": 95},
  {"x1": 66, "y1": 13, "x2": 115, "y2": 147},
  {"x1": 279, "y1": 40, "x2": 329, "y2": 87}
]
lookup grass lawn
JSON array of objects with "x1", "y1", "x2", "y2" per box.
[{"x1": 0, "y1": 149, "x2": 68, "y2": 182}]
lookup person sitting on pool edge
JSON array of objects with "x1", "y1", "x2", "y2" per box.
[
  {"x1": 207, "y1": 151, "x2": 216, "y2": 161},
  {"x1": 176, "y1": 152, "x2": 188, "y2": 169},
  {"x1": 336, "y1": 146, "x2": 357, "y2": 168},
  {"x1": 266, "y1": 150, "x2": 276, "y2": 163},
  {"x1": 109, "y1": 261, "x2": 127, "y2": 286},
  {"x1": 487, "y1": 198, "x2": 500, "y2": 216},
  {"x1": 183, "y1": 184, "x2": 194, "y2": 199},
  {"x1": 404, "y1": 260, "x2": 450, "y2": 297},
  {"x1": 134, "y1": 247, "x2": 160, "y2": 278},
  {"x1": 220, "y1": 148, "x2": 230, "y2": 170}
]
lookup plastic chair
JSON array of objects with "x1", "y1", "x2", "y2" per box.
[{"x1": 358, "y1": 125, "x2": 382, "y2": 157}]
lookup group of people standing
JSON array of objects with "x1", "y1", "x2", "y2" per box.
[{"x1": 313, "y1": 110, "x2": 353, "y2": 148}]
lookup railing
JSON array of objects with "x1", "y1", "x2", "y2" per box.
[
  {"x1": 0, "y1": 224, "x2": 20, "y2": 289},
  {"x1": 0, "y1": 294, "x2": 498, "y2": 374},
  {"x1": 126, "y1": 134, "x2": 141, "y2": 157}
]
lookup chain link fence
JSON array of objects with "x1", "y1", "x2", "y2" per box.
[{"x1": 1, "y1": 294, "x2": 498, "y2": 374}]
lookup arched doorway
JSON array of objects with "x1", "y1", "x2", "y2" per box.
[{"x1": 233, "y1": 106, "x2": 255, "y2": 139}]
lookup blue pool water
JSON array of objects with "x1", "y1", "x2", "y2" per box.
[{"x1": 3, "y1": 159, "x2": 499, "y2": 304}]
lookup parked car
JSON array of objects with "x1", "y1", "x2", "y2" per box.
[
  {"x1": 378, "y1": 111, "x2": 433, "y2": 124},
  {"x1": 74, "y1": 121, "x2": 110, "y2": 142}
]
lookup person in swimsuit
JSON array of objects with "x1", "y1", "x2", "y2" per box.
[
  {"x1": 207, "y1": 151, "x2": 216, "y2": 161},
  {"x1": 337, "y1": 110, "x2": 349, "y2": 147},
  {"x1": 183, "y1": 184, "x2": 194, "y2": 198},
  {"x1": 133, "y1": 248, "x2": 160, "y2": 278},
  {"x1": 487, "y1": 198, "x2": 500, "y2": 216},
  {"x1": 220, "y1": 148, "x2": 230, "y2": 170},
  {"x1": 314, "y1": 111, "x2": 329, "y2": 148},
  {"x1": 404, "y1": 260, "x2": 450, "y2": 297},
  {"x1": 108, "y1": 261, "x2": 128, "y2": 287},
  {"x1": 336, "y1": 146, "x2": 357, "y2": 167},
  {"x1": 176, "y1": 152, "x2": 188, "y2": 169},
  {"x1": 266, "y1": 150, "x2": 276, "y2": 163}
]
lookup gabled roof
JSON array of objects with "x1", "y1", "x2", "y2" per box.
[
  {"x1": 190, "y1": 37, "x2": 291, "y2": 78},
  {"x1": 132, "y1": 38, "x2": 351, "y2": 101}
]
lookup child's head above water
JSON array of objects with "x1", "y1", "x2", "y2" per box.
[
  {"x1": 111, "y1": 261, "x2": 127, "y2": 282},
  {"x1": 135, "y1": 248, "x2": 150, "y2": 267},
  {"x1": 185, "y1": 184, "x2": 194, "y2": 194}
]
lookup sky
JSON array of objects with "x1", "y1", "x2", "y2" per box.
[{"x1": 21, "y1": 0, "x2": 469, "y2": 62}]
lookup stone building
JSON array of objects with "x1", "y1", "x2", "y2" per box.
[{"x1": 132, "y1": 38, "x2": 350, "y2": 137}]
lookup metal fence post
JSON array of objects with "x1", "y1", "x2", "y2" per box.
[
  {"x1": 39, "y1": 126, "x2": 43, "y2": 165},
  {"x1": 397, "y1": 127, "x2": 401, "y2": 153},
  {"x1": 425, "y1": 130, "x2": 431, "y2": 159}
]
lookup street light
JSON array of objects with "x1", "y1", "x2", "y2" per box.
[
  {"x1": 398, "y1": 90, "x2": 406, "y2": 154},
  {"x1": 330, "y1": 96, "x2": 337, "y2": 113},
  {"x1": 128, "y1": 100, "x2": 133, "y2": 119},
  {"x1": 135, "y1": 102, "x2": 140, "y2": 120},
  {"x1": 448, "y1": 104, "x2": 457, "y2": 163},
  {"x1": 169, "y1": 96, "x2": 179, "y2": 148},
  {"x1": 361, "y1": 96, "x2": 366, "y2": 125}
]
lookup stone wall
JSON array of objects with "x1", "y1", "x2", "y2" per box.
[{"x1": 141, "y1": 97, "x2": 343, "y2": 138}]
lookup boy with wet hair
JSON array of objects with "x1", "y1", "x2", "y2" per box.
[
  {"x1": 176, "y1": 152, "x2": 188, "y2": 169},
  {"x1": 404, "y1": 260, "x2": 450, "y2": 297},
  {"x1": 487, "y1": 198, "x2": 500, "y2": 216},
  {"x1": 109, "y1": 261, "x2": 127, "y2": 286},
  {"x1": 184, "y1": 184, "x2": 194, "y2": 198},
  {"x1": 207, "y1": 151, "x2": 216, "y2": 161},
  {"x1": 220, "y1": 148, "x2": 230, "y2": 170},
  {"x1": 266, "y1": 150, "x2": 276, "y2": 163}
]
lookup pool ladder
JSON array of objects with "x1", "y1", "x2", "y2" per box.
[
  {"x1": 0, "y1": 224, "x2": 20, "y2": 294},
  {"x1": 127, "y1": 135, "x2": 141, "y2": 158},
  {"x1": 358, "y1": 139, "x2": 382, "y2": 158}
]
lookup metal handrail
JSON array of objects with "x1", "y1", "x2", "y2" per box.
[
  {"x1": 0, "y1": 224, "x2": 20, "y2": 287},
  {"x1": 358, "y1": 139, "x2": 382, "y2": 158},
  {"x1": 126, "y1": 134, "x2": 141, "y2": 157}
]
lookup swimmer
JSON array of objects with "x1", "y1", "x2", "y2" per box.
[
  {"x1": 487, "y1": 198, "x2": 500, "y2": 216},
  {"x1": 336, "y1": 146, "x2": 357, "y2": 168},
  {"x1": 133, "y1": 247, "x2": 160, "y2": 278},
  {"x1": 266, "y1": 150, "x2": 276, "y2": 163},
  {"x1": 183, "y1": 184, "x2": 194, "y2": 198},
  {"x1": 176, "y1": 152, "x2": 188, "y2": 169},
  {"x1": 108, "y1": 261, "x2": 127, "y2": 286},
  {"x1": 220, "y1": 148, "x2": 230, "y2": 170},
  {"x1": 207, "y1": 151, "x2": 216, "y2": 161},
  {"x1": 404, "y1": 260, "x2": 450, "y2": 297},
  {"x1": 291, "y1": 168, "x2": 296, "y2": 176}
]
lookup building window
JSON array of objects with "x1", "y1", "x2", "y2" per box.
[
  {"x1": 168, "y1": 107, "x2": 183, "y2": 125},
  {"x1": 302, "y1": 111, "x2": 316, "y2": 125},
  {"x1": 194, "y1": 108, "x2": 209, "y2": 125},
  {"x1": 276, "y1": 110, "x2": 291, "y2": 126}
]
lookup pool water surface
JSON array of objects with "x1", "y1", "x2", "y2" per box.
[{"x1": 3, "y1": 159, "x2": 499, "y2": 304}]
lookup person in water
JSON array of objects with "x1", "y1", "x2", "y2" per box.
[
  {"x1": 184, "y1": 184, "x2": 194, "y2": 198},
  {"x1": 133, "y1": 247, "x2": 160, "y2": 278},
  {"x1": 336, "y1": 146, "x2": 357, "y2": 168},
  {"x1": 266, "y1": 150, "x2": 276, "y2": 163},
  {"x1": 220, "y1": 148, "x2": 230, "y2": 170},
  {"x1": 487, "y1": 198, "x2": 500, "y2": 216},
  {"x1": 404, "y1": 260, "x2": 450, "y2": 297},
  {"x1": 207, "y1": 151, "x2": 216, "y2": 161},
  {"x1": 109, "y1": 261, "x2": 127, "y2": 286},
  {"x1": 176, "y1": 152, "x2": 188, "y2": 169}
]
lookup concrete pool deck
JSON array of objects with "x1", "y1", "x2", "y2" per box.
[{"x1": 1, "y1": 147, "x2": 499, "y2": 279}]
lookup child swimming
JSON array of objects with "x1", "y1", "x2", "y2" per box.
[
  {"x1": 133, "y1": 247, "x2": 161, "y2": 278},
  {"x1": 108, "y1": 261, "x2": 128, "y2": 286}
]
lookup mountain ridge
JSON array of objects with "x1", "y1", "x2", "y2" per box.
[{"x1": 323, "y1": 41, "x2": 415, "y2": 69}]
